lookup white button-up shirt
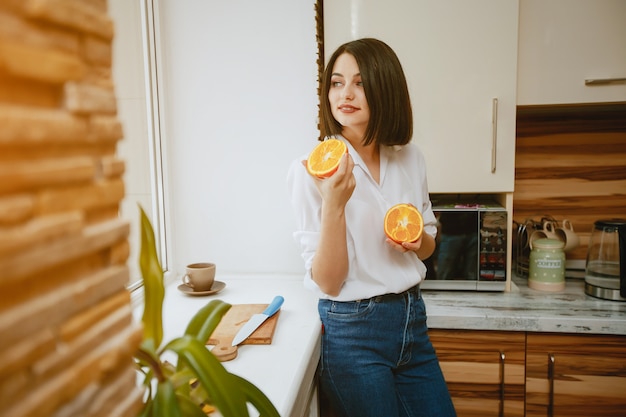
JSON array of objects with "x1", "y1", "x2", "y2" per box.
[{"x1": 287, "y1": 136, "x2": 437, "y2": 301}]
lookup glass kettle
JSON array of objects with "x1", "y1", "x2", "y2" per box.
[{"x1": 585, "y1": 219, "x2": 626, "y2": 301}]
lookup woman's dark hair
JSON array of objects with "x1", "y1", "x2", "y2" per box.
[{"x1": 319, "y1": 38, "x2": 413, "y2": 146}]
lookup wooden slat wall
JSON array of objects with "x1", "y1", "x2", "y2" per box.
[
  {"x1": 514, "y1": 102, "x2": 626, "y2": 262},
  {"x1": 0, "y1": 2, "x2": 143, "y2": 416}
]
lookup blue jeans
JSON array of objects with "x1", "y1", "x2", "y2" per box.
[{"x1": 318, "y1": 286, "x2": 456, "y2": 417}]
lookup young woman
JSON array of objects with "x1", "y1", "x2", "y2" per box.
[{"x1": 287, "y1": 38, "x2": 456, "y2": 417}]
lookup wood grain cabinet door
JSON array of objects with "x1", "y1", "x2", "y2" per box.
[
  {"x1": 526, "y1": 332, "x2": 626, "y2": 417},
  {"x1": 429, "y1": 329, "x2": 526, "y2": 417}
]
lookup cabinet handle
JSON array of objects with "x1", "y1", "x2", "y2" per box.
[
  {"x1": 585, "y1": 77, "x2": 626, "y2": 85},
  {"x1": 499, "y1": 350, "x2": 505, "y2": 417},
  {"x1": 491, "y1": 98, "x2": 498, "y2": 173},
  {"x1": 548, "y1": 353, "x2": 555, "y2": 417}
]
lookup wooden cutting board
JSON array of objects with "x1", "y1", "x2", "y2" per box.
[{"x1": 207, "y1": 303, "x2": 281, "y2": 361}]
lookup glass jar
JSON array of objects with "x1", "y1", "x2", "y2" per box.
[{"x1": 528, "y1": 238, "x2": 565, "y2": 291}]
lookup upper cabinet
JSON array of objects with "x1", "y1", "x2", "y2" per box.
[
  {"x1": 518, "y1": 0, "x2": 626, "y2": 105},
  {"x1": 323, "y1": 0, "x2": 519, "y2": 193}
]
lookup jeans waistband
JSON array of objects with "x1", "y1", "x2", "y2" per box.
[
  {"x1": 321, "y1": 283, "x2": 422, "y2": 305},
  {"x1": 374, "y1": 283, "x2": 421, "y2": 302},
  {"x1": 400, "y1": 283, "x2": 421, "y2": 296}
]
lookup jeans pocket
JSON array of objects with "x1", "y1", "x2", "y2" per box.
[{"x1": 320, "y1": 298, "x2": 376, "y2": 321}]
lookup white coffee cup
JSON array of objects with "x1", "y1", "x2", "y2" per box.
[
  {"x1": 542, "y1": 220, "x2": 559, "y2": 240},
  {"x1": 555, "y1": 219, "x2": 580, "y2": 252},
  {"x1": 182, "y1": 262, "x2": 216, "y2": 292},
  {"x1": 530, "y1": 221, "x2": 559, "y2": 248}
]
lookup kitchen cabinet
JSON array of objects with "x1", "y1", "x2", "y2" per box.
[
  {"x1": 517, "y1": 0, "x2": 626, "y2": 105},
  {"x1": 430, "y1": 329, "x2": 626, "y2": 417},
  {"x1": 430, "y1": 329, "x2": 526, "y2": 417},
  {"x1": 526, "y1": 332, "x2": 626, "y2": 417},
  {"x1": 323, "y1": 0, "x2": 518, "y2": 193}
]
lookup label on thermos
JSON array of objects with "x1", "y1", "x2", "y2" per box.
[{"x1": 535, "y1": 259, "x2": 562, "y2": 269}]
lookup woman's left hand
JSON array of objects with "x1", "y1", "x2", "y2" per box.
[
  {"x1": 385, "y1": 236, "x2": 422, "y2": 254},
  {"x1": 386, "y1": 233, "x2": 436, "y2": 260}
]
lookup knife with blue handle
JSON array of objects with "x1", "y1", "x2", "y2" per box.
[{"x1": 231, "y1": 295, "x2": 284, "y2": 346}]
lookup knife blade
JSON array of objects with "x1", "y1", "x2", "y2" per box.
[{"x1": 231, "y1": 295, "x2": 284, "y2": 346}]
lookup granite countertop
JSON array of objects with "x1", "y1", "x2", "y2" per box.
[{"x1": 422, "y1": 276, "x2": 626, "y2": 335}]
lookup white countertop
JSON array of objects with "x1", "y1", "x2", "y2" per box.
[{"x1": 158, "y1": 274, "x2": 321, "y2": 417}]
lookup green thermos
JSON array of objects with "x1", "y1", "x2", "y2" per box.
[{"x1": 528, "y1": 238, "x2": 565, "y2": 292}]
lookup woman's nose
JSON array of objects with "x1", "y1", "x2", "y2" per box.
[{"x1": 341, "y1": 85, "x2": 354, "y2": 100}]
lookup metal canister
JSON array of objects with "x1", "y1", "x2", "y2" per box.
[{"x1": 528, "y1": 238, "x2": 565, "y2": 292}]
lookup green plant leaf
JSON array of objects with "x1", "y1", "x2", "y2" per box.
[
  {"x1": 136, "y1": 340, "x2": 161, "y2": 366},
  {"x1": 135, "y1": 344, "x2": 169, "y2": 384},
  {"x1": 139, "y1": 205, "x2": 165, "y2": 350},
  {"x1": 176, "y1": 299, "x2": 231, "y2": 374},
  {"x1": 165, "y1": 336, "x2": 249, "y2": 417},
  {"x1": 169, "y1": 367, "x2": 195, "y2": 391},
  {"x1": 175, "y1": 393, "x2": 208, "y2": 417},
  {"x1": 188, "y1": 383, "x2": 209, "y2": 410},
  {"x1": 154, "y1": 379, "x2": 182, "y2": 417},
  {"x1": 230, "y1": 374, "x2": 280, "y2": 417},
  {"x1": 184, "y1": 299, "x2": 232, "y2": 343}
]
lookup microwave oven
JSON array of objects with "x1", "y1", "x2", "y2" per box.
[{"x1": 422, "y1": 198, "x2": 508, "y2": 291}]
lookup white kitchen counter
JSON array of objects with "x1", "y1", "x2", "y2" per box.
[{"x1": 159, "y1": 274, "x2": 321, "y2": 417}]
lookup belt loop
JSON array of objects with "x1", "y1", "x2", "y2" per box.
[{"x1": 411, "y1": 283, "x2": 421, "y2": 298}]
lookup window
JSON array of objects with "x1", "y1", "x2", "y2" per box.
[{"x1": 110, "y1": 0, "x2": 167, "y2": 289}]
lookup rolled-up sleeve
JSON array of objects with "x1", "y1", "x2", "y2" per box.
[{"x1": 287, "y1": 158, "x2": 323, "y2": 289}]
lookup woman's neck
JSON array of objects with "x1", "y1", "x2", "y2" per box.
[{"x1": 343, "y1": 130, "x2": 380, "y2": 183}]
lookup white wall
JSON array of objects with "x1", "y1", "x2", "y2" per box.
[{"x1": 155, "y1": 0, "x2": 318, "y2": 277}]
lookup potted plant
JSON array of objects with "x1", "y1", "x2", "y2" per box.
[{"x1": 134, "y1": 206, "x2": 279, "y2": 416}]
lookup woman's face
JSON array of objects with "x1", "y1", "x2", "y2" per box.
[{"x1": 328, "y1": 53, "x2": 370, "y2": 138}]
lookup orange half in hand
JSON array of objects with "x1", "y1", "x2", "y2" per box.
[
  {"x1": 306, "y1": 138, "x2": 348, "y2": 178},
  {"x1": 384, "y1": 203, "x2": 424, "y2": 243}
]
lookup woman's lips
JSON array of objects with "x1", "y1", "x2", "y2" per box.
[{"x1": 338, "y1": 104, "x2": 358, "y2": 113}]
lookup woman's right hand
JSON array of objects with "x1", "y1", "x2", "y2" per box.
[{"x1": 309, "y1": 153, "x2": 355, "y2": 209}]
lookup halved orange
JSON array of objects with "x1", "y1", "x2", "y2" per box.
[
  {"x1": 306, "y1": 138, "x2": 348, "y2": 178},
  {"x1": 384, "y1": 203, "x2": 424, "y2": 244}
]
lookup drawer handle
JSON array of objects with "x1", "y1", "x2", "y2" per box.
[
  {"x1": 499, "y1": 350, "x2": 505, "y2": 417},
  {"x1": 491, "y1": 98, "x2": 498, "y2": 173},
  {"x1": 585, "y1": 77, "x2": 626, "y2": 85},
  {"x1": 548, "y1": 353, "x2": 555, "y2": 417}
]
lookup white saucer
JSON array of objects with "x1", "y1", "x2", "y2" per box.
[{"x1": 177, "y1": 280, "x2": 226, "y2": 296}]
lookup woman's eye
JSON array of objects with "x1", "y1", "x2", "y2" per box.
[{"x1": 331, "y1": 81, "x2": 343, "y2": 87}]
